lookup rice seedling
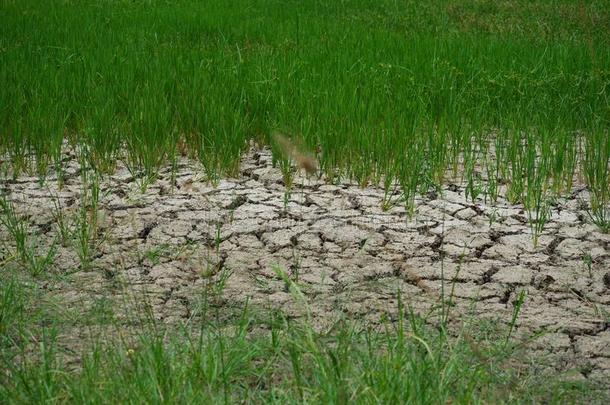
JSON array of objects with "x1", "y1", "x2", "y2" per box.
[
  {"x1": 523, "y1": 131, "x2": 553, "y2": 245},
  {"x1": 73, "y1": 166, "x2": 102, "y2": 270},
  {"x1": 50, "y1": 196, "x2": 72, "y2": 248},
  {"x1": 583, "y1": 129, "x2": 610, "y2": 232}
]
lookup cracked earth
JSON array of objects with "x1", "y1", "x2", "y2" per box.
[{"x1": 1, "y1": 147, "x2": 609, "y2": 385}]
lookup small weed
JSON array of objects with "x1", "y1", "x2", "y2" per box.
[
  {"x1": 487, "y1": 207, "x2": 498, "y2": 226},
  {"x1": 582, "y1": 251, "x2": 593, "y2": 278},
  {"x1": 290, "y1": 249, "x2": 302, "y2": 284},
  {"x1": 138, "y1": 242, "x2": 197, "y2": 267},
  {"x1": 0, "y1": 196, "x2": 29, "y2": 263},
  {"x1": 139, "y1": 244, "x2": 171, "y2": 266},
  {"x1": 0, "y1": 195, "x2": 57, "y2": 276},
  {"x1": 506, "y1": 290, "x2": 527, "y2": 346},
  {"x1": 214, "y1": 221, "x2": 222, "y2": 255},
  {"x1": 214, "y1": 266, "x2": 233, "y2": 298},
  {"x1": 282, "y1": 188, "x2": 291, "y2": 211}
]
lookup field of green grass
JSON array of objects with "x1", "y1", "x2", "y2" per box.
[
  {"x1": 1, "y1": 0, "x2": 610, "y2": 402},
  {"x1": 1, "y1": 0, "x2": 609, "y2": 226}
]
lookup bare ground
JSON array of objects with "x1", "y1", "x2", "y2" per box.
[{"x1": 1, "y1": 147, "x2": 609, "y2": 385}]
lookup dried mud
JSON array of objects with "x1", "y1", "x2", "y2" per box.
[{"x1": 1, "y1": 147, "x2": 609, "y2": 384}]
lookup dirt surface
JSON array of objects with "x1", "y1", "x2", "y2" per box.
[{"x1": 1, "y1": 147, "x2": 609, "y2": 384}]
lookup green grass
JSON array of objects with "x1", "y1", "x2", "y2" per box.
[
  {"x1": 2, "y1": 3, "x2": 610, "y2": 401},
  {"x1": 1, "y1": 0, "x2": 609, "y2": 230},
  {"x1": 0, "y1": 195, "x2": 57, "y2": 276},
  {"x1": 0, "y1": 270, "x2": 605, "y2": 404}
]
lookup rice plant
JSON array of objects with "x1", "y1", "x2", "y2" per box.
[{"x1": 0, "y1": 1, "x2": 607, "y2": 221}]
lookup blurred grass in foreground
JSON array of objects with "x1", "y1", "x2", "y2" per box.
[{"x1": 1, "y1": 268, "x2": 606, "y2": 404}]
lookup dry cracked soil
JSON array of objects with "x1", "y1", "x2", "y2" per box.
[{"x1": 1, "y1": 147, "x2": 609, "y2": 387}]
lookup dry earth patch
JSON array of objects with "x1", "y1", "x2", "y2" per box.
[{"x1": 1, "y1": 147, "x2": 609, "y2": 386}]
